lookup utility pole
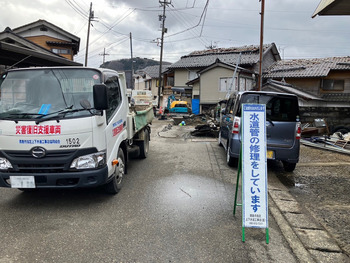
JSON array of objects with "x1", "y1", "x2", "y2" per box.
[
  {"x1": 85, "y1": 2, "x2": 94, "y2": 67},
  {"x1": 157, "y1": 0, "x2": 171, "y2": 108},
  {"x1": 99, "y1": 48, "x2": 110, "y2": 64},
  {"x1": 130, "y1": 32, "x2": 134, "y2": 90},
  {"x1": 257, "y1": 0, "x2": 265, "y2": 91}
]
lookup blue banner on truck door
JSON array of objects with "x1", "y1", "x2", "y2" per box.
[{"x1": 112, "y1": 119, "x2": 124, "y2": 137}]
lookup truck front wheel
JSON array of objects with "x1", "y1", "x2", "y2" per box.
[{"x1": 105, "y1": 148, "x2": 125, "y2": 194}]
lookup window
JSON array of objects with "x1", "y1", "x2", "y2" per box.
[
  {"x1": 52, "y1": 48, "x2": 71, "y2": 55},
  {"x1": 0, "y1": 69, "x2": 101, "y2": 119},
  {"x1": 105, "y1": 74, "x2": 122, "y2": 122},
  {"x1": 167, "y1": 76, "x2": 174, "y2": 86},
  {"x1": 239, "y1": 77, "x2": 254, "y2": 91},
  {"x1": 219, "y1": 77, "x2": 237, "y2": 92},
  {"x1": 146, "y1": 80, "x2": 151, "y2": 90},
  {"x1": 225, "y1": 93, "x2": 237, "y2": 114},
  {"x1": 239, "y1": 94, "x2": 299, "y2": 122},
  {"x1": 322, "y1": 79, "x2": 344, "y2": 91}
]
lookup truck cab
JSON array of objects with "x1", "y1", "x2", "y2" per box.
[{"x1": 0, "y1": 67, "x2": 151, "y2": 193}]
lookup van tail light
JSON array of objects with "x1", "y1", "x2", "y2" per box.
[
  {"x1": 232, "y1": 117, "x2": 240, "y2": 134},
  {"x1": 296, "y1": 122, "x2": 301, "y2": 140}
]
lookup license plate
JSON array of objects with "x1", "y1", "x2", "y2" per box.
[
  {"x1": 10, "y1": 176, "x2": 35, "y2": 188},
  {"x1": 267, "y1": 150, "x2": 274, "y2": 159}
]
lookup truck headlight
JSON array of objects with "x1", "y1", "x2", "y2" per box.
[
  {"x1": 0, "y1": 157, "x2": 13, "y2": 170},
  {"x1": 70, "y1": 151, "x2": 106, "y2": 169}
]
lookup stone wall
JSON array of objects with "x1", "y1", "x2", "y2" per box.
[{"x1": 300, "y1": 106, "x2": 350, "y2": 132}]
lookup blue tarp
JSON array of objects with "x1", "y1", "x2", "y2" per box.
[{"x1": 192, "y1": 99, "x2": 200, "y2": 115}]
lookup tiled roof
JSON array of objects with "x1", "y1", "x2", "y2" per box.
[
  {"x1": 263, "y1": 80, "x2": 324, "y2": 101},
  {"x1": 264, "y1": 57, "x2": 350, "y2": 78},
  {"x1": 264, "y1": 80, "x2": 350, "y2": 103},
  {"x1": 136, "y1": 65, "x2": 169, "y2": 78},
  {"x1": 168, "y1": 44, "x2": 275, "y2": 69},
  {"x1": 321, "y1": 93, "x2": 350, "y2": 102}
]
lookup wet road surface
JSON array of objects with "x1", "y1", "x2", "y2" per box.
[{"x1": 0, "y1": 119, "x2": 298, "y2": 262}]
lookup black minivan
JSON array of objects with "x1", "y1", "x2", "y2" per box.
[{"x1": 219, "y1": 91, "x2": 301, "y2": 172}]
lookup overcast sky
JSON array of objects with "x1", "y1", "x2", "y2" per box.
[{"x1": 1, "y1": 0, "x2": 349, "y2": 67}]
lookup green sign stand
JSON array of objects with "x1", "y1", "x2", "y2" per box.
[
  {"x1": 233, "y1": 149, "x2": 269, "y2": 244},
  {"x1": 233, "y1": 148, "x2": 242, "y2": 217}
]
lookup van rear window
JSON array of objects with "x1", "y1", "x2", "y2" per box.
[{"x1": 239, "y1": 94, "x2": 299, "y2": 122}]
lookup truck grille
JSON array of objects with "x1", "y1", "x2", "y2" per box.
[
  {"x1": 1, "y1": 148, "x2": 97, "y2": 173},
  {"x1": 15, "y1": 163, "x2": 66, "y2": 173}
]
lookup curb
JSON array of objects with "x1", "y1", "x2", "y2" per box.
[{"x1": 268, "y1": 173, "x2": 350, "y2": 262}]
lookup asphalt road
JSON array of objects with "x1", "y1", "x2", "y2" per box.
[{"x1": 0, "y1": 119, "x2": 300, "y2": 263}]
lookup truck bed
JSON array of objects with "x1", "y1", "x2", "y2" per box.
[{"x1": 127, "y1": 106, "x2": 154, "y2": 139}]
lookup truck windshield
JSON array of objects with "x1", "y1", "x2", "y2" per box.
[{"x1": 0, "y1": 68, "x2": 101, "y2": 121}]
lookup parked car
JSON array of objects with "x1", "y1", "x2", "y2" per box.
[{"x1": 219, "y1": 91, "x2": 301, "y2": 172}]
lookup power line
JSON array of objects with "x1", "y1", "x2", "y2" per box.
[
  {"x1": 75, "y1": 37, "x2": 129, "y2": 61},
  {"x1": 98, "y1": 9, "x2": 136, "y2": 35},
  {"x1": 74, "y1": 20, "x2": 87, "y2": 35},
  {"x1": 71, "y1": 0, "x2": 88, "y2": 11},
  {"x1": 165, "y1": 0, "x2": 209, "y2": 38},
  {"x1": 160, "y1": 1, "x2": 210, "y2": 48},
  {"x1": 65, "y1": 0, "x2": 88, "y2": 19}
]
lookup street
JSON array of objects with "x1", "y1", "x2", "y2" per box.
[
  {"x1": 0, "y1": 119, "x2": 295, "y2": 263},
  {"x1": 0, "y1": 118, "x2": 349, "y2": 262}
]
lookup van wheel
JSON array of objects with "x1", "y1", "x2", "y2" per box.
[
  {"x1": 282, "y1": 161, "x2": 296, "y2": 172},
  {"x1": 226, "y1": 143, "x2": 237, "y2": 167},
  {"x1": 105, "y1": 148, "x2": 125, "y2": 194},
  {"x1": 138, "y1": 128, "x2": 150, "y2": 159},
  {"x1": 218, "y1": 131, "x2": 223, "y2": 147}
]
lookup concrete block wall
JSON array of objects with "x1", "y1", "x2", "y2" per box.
[{"x1": 300, "y1": 106, "x2": 350, "y2": 132}]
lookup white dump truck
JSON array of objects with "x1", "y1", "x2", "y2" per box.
[{"x1": 0, "y1": 67, "x2": 153, "y2": 194}]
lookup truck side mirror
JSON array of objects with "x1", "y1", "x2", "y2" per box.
[{"x1": 93, "y1": 84, "x2": 109, "y2": 110}]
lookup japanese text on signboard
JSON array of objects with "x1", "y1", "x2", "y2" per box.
[{"x1": 242, "y1": 104, "x2": 268, "y2": 229}]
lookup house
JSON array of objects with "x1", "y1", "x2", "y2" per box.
[
  {"x1": 164, "y1": 43, "x2": 280, "y2": 113},
  {"x1": 0, "y1": 20, "x2": 81, "y2": 69},
  {"x1": 312, "y1": 0, "x2": 350, "y2": 17},
  {"x1": 263, "y1": 57, "x2": 350, "y2": 132},
  {"x1": 12, "y1": 19, "x2": 80, "y2": 61},
  {"x1": 310, "y1": 1, "x2": 350, "y2": 131},
  {"x1": 264, "y1": 57, "x2": 350, "y2": 103},
  {"x1": 134, "y1": 65, "x2": 170, "y2": 106}
]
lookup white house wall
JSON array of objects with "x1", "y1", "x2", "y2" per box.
[
  {"x1": 151, "y1": 79, "x2": 158, "y2": 99},
  {"x1": 200, "y1": 67, "x2": 235, "y2": 104},
  {"x1": 18, "y1": 26, "x2": 71, "y2": 42},
  {"x1": 174, "y1": 69, "x2": 191, "y2": 86},
  {"x1": 192, "y1": 82, "x2": 200, "y2": 96}
]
